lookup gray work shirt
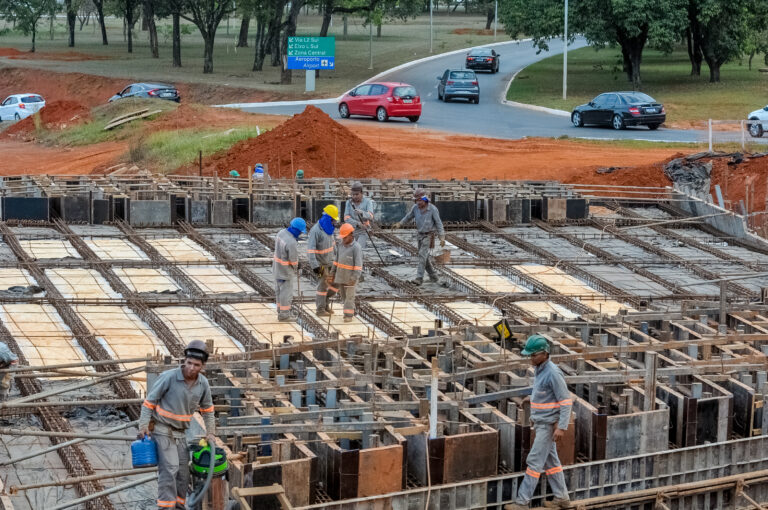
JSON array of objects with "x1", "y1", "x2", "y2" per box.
[
  {"x1": 307, "y1": 222, "x2": 336, "y2": 269},
  {"x1": 400, "y1": 203, "x2": 445, "y2": 237},
  {"x1": 332, "y1": 240, "x2": 363, "y2": 285},
  {"x1": 530, "y1": 360, "x2": 572, "y2": 430},
  {"x1": 344, "y1": 197, "x2": 375, "y2": 233},
  {"x1": 273, "y1": 228, "x2": 299, "y2": 281},
  {"x1": 139, "y1": 366, "x2": 215, "y2": 437},
  {"x1": 0, "y1": 341, "x2": 18, "y2": 367}
]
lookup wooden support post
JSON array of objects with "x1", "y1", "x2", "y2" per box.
[
  {"x1": 429, "y1": 358, "x2": 438, "y2": 439},
  {"x1": 644, "y1": 351, "x2": 657, "y2": 411},
  {"x1": 720, "y1": 280, "x2": 728, "y2": 326}
]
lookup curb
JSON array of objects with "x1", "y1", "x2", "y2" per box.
[
  {"x1": 216, "y1": 38, "x2": 532, "y2": 109},
  {"x1": 499, "y1": 64, "x2": 571, "y2": 117}
]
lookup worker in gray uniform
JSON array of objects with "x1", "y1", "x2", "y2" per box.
[
  {"x1": 393, "y1": 189, "x2": 445, "y2": 286},
  {"x1": 309, "y1": 205, "x2": 339, "y2": 316},
  {"x1": 507, "y1": 335, "x2": 572, "y2": 510},
  {"x1": 138, "y1": 340, "x2": 216, "y2": 510},
  {"x1": 328, "y1": 223, "x2": 362, "y2": 322},
  {"x1": 0, "y1": 340, "x2": 18, "y2": 401},
  {"x1": 344, "y1": 181, "x2": 374, "y2": 282},
  {"x1": 273, "y1": 217, "x2": 306, "y2": 322}
]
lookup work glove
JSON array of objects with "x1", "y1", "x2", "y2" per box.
[
  {"x1": 439, "y1": 235, "x2": 446, "y2": 247},
  {"x1": 392, "y1": 222, "x2": 401, "y2": 230},
  {"x1": 313, "y1": 266, "x2": 324, "y2": 277}
]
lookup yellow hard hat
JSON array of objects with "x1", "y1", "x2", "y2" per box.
[{"x1": 323, "y1": 204, "x2": 340, "y2": 221}]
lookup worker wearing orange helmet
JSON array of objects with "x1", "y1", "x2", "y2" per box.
[{"x1": 328, "y1": 223, "x2": 362, "y2": 322}]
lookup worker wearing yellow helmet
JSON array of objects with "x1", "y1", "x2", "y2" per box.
[{"x1": 308, "y1": 204, "x2": 339, "y2": 316}]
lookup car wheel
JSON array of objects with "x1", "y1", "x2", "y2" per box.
[
  {"x1": 339, "y1": 103, "x2": 350, "y2": 119},
  {"x1": 612, "y1": 114, "x2": 625, "y2": 130},
  {"x1": 438, "y1": 90, "x2": 443, "y2": 100},
  {"x1": 443, "y1": 95, "x2": 450, "y2": 103},
  {"x1": 376, "y1": 107, "x2": 388, "y2": 122},
  {"x1": 572, "y1": 111, "x2": 584, "y2": 127},
  {"x1": 14, "y1": 113, "x2": 20, "y2": 121},
  {"x1": 473, "y1": 97, "x2": 480, "y2": 104},
  {"x1": 647, "y1": 123, "x2": 660, "y2": 131},
  {"x1": 749, "y1": 119, "x2": 763, "y2": 138},
  {"x1": 408, "y1": 116, "x2": 419, "y2": 123}
]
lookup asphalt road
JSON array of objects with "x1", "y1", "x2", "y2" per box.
[{"x1": 233, "y1": 39, "x2": 754, "y2": 144}]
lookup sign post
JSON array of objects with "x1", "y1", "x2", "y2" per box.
[{"x1": 287, "y1": 36, "x2": 336, "y2": 93}]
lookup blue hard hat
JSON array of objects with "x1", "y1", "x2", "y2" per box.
[{"x1": 290, "y1": 217, "x2": 307, "y2": 233}]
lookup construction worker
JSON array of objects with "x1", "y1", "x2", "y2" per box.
[
  {"x1": 0, "y1": 340, "x2": 18, "y2": 401},
  {"x1": 328, "y1": 223, "x2": 362, "y2": 322},
  {"x1": 253, "y1": 163, "x2": 264, "y2": 180},
  {"x1": 138, "y1": 340, "x2": 215, "y2": 510},
  {"x1": 274, "y1": 217, "x2": 306, "y2": 322},
  {"x1": 309, "y1": 204, "x2": 339, "y2": 316},
  {"x1": 393, "y1": 190, "x2": 445, "y2": 285},
  {"x1": 344, "y1": 181, "x2": 375, "y2": 251},
  {"x1": 507, "y1": 335, "x2": 572, "y2": 510}
]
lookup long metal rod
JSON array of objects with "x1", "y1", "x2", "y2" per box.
[
  {"x1": 0, "y1": 398, "x2": 144, "y2": 409},
  {"x1": 48, "y1": 474, "x2": 157, "y2": 510},
  {"x1": 0, "y1": 427, "x2": 137, "y2": 441},
  {"x1": 0, "y1": 356, "x2": 155, "y2": 373},
  {"x1": 9, "y1": 466, "x2": 157, "y2": 494},
  {"x1": 0, "y1": 420, "x2": 138, "y2": 466}
]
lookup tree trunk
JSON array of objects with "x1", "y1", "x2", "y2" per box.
[
  {"x1": 268, "y1": 4, "x2": 284, "y2": 67},
  {"x1": 765, "y1": 53, "x2": 768, "y2": 66},
  {"x1": 485, "y1": 8, "x2": 494, "y2": 30},
  {"x1": 31, "y1": 24, "x2": 37, "y2": 52},
  {"x1": 687, "y1": 1, "x2": 702, "y2": 76},
  {"x1": 343, "y1": 15, "x2": 348, "y2": 39},
  {"x1": 237, "y1": 16, "x2": 250, "y2": 47},
  {"x1": 617, "y1": 29, "x2": 647, "y2": 89},
  {"x1": 49, "y1": 10, "x2": 55, "y2": 40},
  {"x1": 203, "y1": 34, "x2": 214, "y2": 73},
  {"x1": 376, "y1": 22, "x2": 381, "y2": 37},
  {"x1": 146, "y1": 1, "x2": 158, "y2": 58},
  {"x1": 319, "y1": 0, "x2": 333, "y2": 37},
  {"x1": 126, "y1": 0, "x2": 134, "y2": 53},
  {"x1": 66, "y1": 0, "x2": 76, "y2": 46},
  {"x1": 280, "y1": 0, "x2": 304, "y2": 84},
  {"x1": 253, "y1": 17, "x2": 267, "y2": 71},
  {"x1": 620, "y1": 45, "x2": 632, "y2": 83},
  {"x1": 94, "y1": 0, "x2": 107, "y2": 44},
  {"x1": 142, "y1": 11, "x2": 148, "y2": 30},
  {"x1": 172, "y1": 13, "x2": 181, "y2": 66},
  {"x1": 704, "y1": 56, "x2": 721, "y2": 82},
  {"x1": 749, "y1": 51, "x2": 754, "y2": 71}
]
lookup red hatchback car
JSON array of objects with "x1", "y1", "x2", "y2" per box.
[{"x1": 338, "y1": 82, "x2": 421, "y2": 123}]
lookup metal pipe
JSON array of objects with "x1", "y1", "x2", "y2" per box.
[
  {"x1": 0, "y1": 427, "x2": 137, "y2": 442},
  {"x1": 0, "y1": 420, "x2": 137, "y2": 466},
  {"x1": 0, "y1": 398, "x2": 143, "y2": 409},
  {"x1": 9, "y1": 467, "x2": 157, "y2": 494},
  {"x1": 0, "y1": 356, "x2": 154, "y2": 373},
  {"x1": 48, "y1": 474, "x2": 157, "y2": 510}
]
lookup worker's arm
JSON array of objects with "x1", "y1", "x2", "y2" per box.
[
  {"x1": 138, "y1": 372, "x2": 170, "y2": 436},
  {"x1": 362, "y1": 199, "x2": 375, "y2": 221},
  {"x1": 199, "y1": 382, "x2": 215, "y2": 439},
  {"x1": 344, "y1": 200, "x2": 360, "y2": 228},
  {"x1": 399, "y1": 206, "x2": 415, "y2": 225},
  {"x1": 351, "y1": 244, "x2": 363, "y2": 284},
  {"x1": 306, "y1": 228, "x2": 319, "y2": 269},
  {"x1": 432, "y1": 206, "x2": 445, "y2": 237},
  {"x1": 288, "y1": 237, "x2": 299, "y2": 272},
  {"x1": 0, "y1": 343, "x2": 18, "y2": 365},
  {"x1": 551, "y1": 371, "x2": 573, "y2": 432}
]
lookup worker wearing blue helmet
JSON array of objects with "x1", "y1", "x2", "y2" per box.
[{"x1": 273, "y1": 217, "x2": 306, "y2": 322}]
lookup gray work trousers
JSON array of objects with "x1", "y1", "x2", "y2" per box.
[
  {"x1": 515, "y1": 422, "x2": 569, "y2": 505},
  {"x1": 354, "y1": 231, "x2": 368, "y2": 251},
  {"x1": 339, "y1": 284, "x2": 356, "y2": 318},
  {"x1": 275, "y1": 275, "x2": 295, "y2": 319},
  {"x1": 155, "y1": 433, "x2": 189, "y2": 509},
  {"x1": 416, "y1": 234, "x2": 437, "y2": 279},
  {"x1": 315, "y1": 265, "x2": 336, "y2": 312}
]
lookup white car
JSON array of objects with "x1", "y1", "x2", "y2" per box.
[
  {"x1": 0, "y1": 94, "x2": 45, "y2": 121},
  {"x1": 747, "y1": 104, "x2": 768, "y2": 137}
]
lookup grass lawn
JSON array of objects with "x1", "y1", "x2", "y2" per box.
[
  {"x1": 507, "y1": 46, "x2": 768, "y2": 123},
  {"x1": 0, "y1": 13, "x2": 501, "y2": 97}
]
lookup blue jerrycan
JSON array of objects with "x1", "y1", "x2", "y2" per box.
[{"x1": 131, "y1": 435, "x2": 158, "y2": 468}]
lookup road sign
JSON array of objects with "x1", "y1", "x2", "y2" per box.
[{"x1": 287, "y1": 37, "x2": 335, "y2": 70}]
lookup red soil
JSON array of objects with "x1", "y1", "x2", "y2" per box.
[
  {"x1": 2, "y1": 100, "x2": 90, "y2": 139},
  {"x1": 0, "y1": 47, "x2": 110, "y2": 61}
]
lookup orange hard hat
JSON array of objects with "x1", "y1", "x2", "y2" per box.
[{"x1": 339, "y1": 223, "x2": 355, "y2": 238}]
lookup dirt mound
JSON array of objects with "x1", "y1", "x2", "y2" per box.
[
  {"x1": 3, "y1": 100, "x2": 90, "y2": 138},
  {"x1": 0, "y1": 48, "x2": 24, "y2": 57},
  {"x1": 192, "y1": 105, "x2": 386, "y2": 178},
  {"x1": 147, "y1": 103, "x2": 270, "y2": 133}
]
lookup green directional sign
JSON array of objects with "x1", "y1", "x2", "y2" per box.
[{"x1": 287, "y1": 37, "x2": 335, "y2": 57}]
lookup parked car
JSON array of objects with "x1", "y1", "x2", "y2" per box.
[
  {"x1": 437, "y1": 69, "x2": 480, "y2": 103},
  {"x1": 571, "y1": 91, "x2": 665, "y2": 130},
  {"x1": 0, "y1": 94, "x2": 45, "y2": 121},
  {"x1": 465, "y1": 47, "x2": 500, "y2": 73},
  {"x1": 338, "y1": 82, "x2": 421, "y2": 122},
  {"x1": 747, "y1": 104, "x2": 768, "y2": 137},
  {"x1": 109, "y1": 83, "x2": 180, "y2": 103}
]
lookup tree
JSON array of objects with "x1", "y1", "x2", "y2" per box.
[
  {"x1": 66, "y1": 0, "x2": 77, "y2": 46},
  {"x1": 316, "y1": 0, "x2": 421, "y2": 37},
  {"x1": 182, "y1": 0, "x2": 234, "y2": 73},
  {"x1": 1, "y1": 0, "x2": 58, "y2": 51},
  {"x1": 93, "y1": 0, "x2": 109, "y2": 44},
  {"x1": 154, "y1": 0, "x2": 186, "y2": 66},
  {"x1": 143, "y1": 0, "x2": 159, "y2": 57},
  {"x1": 694, "y1": 0, "x2": 750, "y2": 82}
]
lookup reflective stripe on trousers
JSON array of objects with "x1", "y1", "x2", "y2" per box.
[
  {"x1": 155, "y1": 432, "x2": 189, "y2": 509},
  {"x1": 315, "y1": 265, "x2": 336, "y2": 312},
  {"x1": 275, "y1": 276, "x2": 294, "y2": 318},
  {"x1": 339, "y1": 284, "x2": 356, "y2": 318},
  {"x1": 515, "y1": 421, "x2": 569, "y2": 505}
]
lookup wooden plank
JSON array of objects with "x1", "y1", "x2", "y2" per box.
[
  {"x1": 106, "y1": 108, "x2": 149, "y2": 125},
  {"x1": 104, "y1": 109, "x2": 163, "y2": 131}
]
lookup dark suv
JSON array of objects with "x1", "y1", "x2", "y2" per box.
[
  {"x1": 109, "y1": 83, "x2": 180, "y2": 103},
  {"x1": 465, "y1": 47, "x2": 500, "y2": 73}
]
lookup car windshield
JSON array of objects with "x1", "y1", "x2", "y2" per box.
[
  {"x1": 470, "y1": 48, "x2": 493, "y2": 56},
  {"x1": 21, "y1": 96, "x2": 43, "y2": 103},
  {"x1": 619, "y1": 92, "x2": 656, "y2": 104},
  {"x1": 393, "y1": 86, "x2": 417, "y2": 97},
  {"x1": 449, "y1": 71, "x2": 475, "y2": 80}
]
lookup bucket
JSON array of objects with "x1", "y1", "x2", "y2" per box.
[{"x1": 434, "y1": 249, "x2": 451, "y2": 264}]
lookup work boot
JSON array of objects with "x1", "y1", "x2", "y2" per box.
[
  {"x1": 411, "y1": 277, "x2": 423, "y2": 286},
  {"x1": 343, "y1": 316, "x2": 354, "y2": 323},
  {"x1": 316, "y1": 310, "x2": 331, "y2": 317},
  {"x1": 543, "y1": 498, "x2": 571, "y2": 509},
  {"x1": 504, "y1": 504, "x2": 528, "y2": 510},
  {"x1": 428, "y1": 274, "x2": 441, "y2": 284},
  {"x1": 358, "y1": 273, "x2": 365, "y2": 283},
  {"x1": 325, "y1": 307, "x2": 334, "y2": 315},
  {"x1": 278, "y1": 312, "x2": 298, "y2": 322}
]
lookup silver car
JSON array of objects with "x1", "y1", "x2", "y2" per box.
[
  {"x1": 747, "y1": 104, "x2": 768, "y2": 137},
  {"x1": 0, "y1": 94, "x2": 45, "y2": 121},
  {"x1": 437, "y1": 69, "x2": 479, "y2": 104}
]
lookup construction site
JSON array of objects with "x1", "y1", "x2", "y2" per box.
[{"x1": 0, "y1": 169, "x2": 763, "y2": 510}]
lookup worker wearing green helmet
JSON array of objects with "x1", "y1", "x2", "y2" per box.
[{"x1": 508, "y1": 335, "x2": 573, "y2": 509}]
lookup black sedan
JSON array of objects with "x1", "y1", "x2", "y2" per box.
[
  {"x1": 571, "y1": 92, "x2": 665, "y2": 130},
  {"x1": 109, "y1": 83, "x2": 180, "y2": 103},
  {"x1": 465, "y1": 47, "x2": 500, "y2": 73}
]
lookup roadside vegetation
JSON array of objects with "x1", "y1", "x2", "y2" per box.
[{"x1": 507, "y1": 46, "x2": 768, "y2": 123}]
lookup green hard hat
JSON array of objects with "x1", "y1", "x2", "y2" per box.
[
  {"x1": 229, "y1": 169, "x2": 240, "y2": 177},
  {"x1": 521, "y1": 334, "x2": 550, "y2": 356},
  {"x1": 296, "y1": 169, "x2": 305, "y2": 178}
]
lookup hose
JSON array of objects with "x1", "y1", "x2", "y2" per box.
[{"x1": 185, "y1": 441, "x2": 216, "y2": 510}]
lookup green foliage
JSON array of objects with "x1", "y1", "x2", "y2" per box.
[
  {"x1": 158, "y1": 22, "x2": 192, "y2": 43},
  {"x1": 0, "y1": 0, "x2": 59, "y2": 49}
]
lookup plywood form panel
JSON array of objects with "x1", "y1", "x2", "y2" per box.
[
  {"x1": 357, "y1": 445, "x2": 403, "y2": 497},
  {"x1": 515, "y1": 301, "x2": 579, "y2": 320},
  {"x1": 0, "y1": 268, "x2": 39, "y2": 289},
  {"x1": 113, "y1": 268, "x2": 180, "y2": 293},
  {"x1": 445, "y1": 301, "x2": 503, "y2": 326},
  {"x1": 85, "y1": 238, "x2": 149, "y2": 261},
  {"x1": 443, "y1": 430, "x2": 498, "y2": 483},
  {"x1": 222, "y1": 303, "x2": 309, "y2": 345},
  {"x1": 0, "y1": 303, "x2": 89, "y2": 368},
  {"x1": 149, "y1": 237, "x2": 216, "y2": 262},
  {"x1": 368, "y1": 301, "x2": 439, "y2": 331},
  {"x1": 303, "y1": 309, "x2": 379, "y2": 339},
  {"x1": 18, "y1": 239, "x2": 81, "y2": 259},
  {"x1": 449, "y1": 267, "x2": 529, "y2": 293},
  {"x1": 153, "y1": 306, "x2": 243, "y2": 354},
  {"x1": 180, "y1": 265, "x2": 254, "y2": 294},
  {"x1": 46, "y1": 268, "x2": 121, "y2": 299}
]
